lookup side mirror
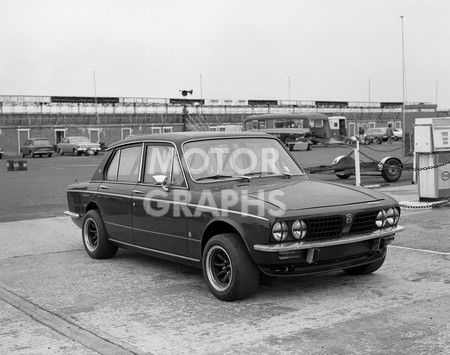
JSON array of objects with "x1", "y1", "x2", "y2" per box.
[{"x1": 153, "y1": 175, "x2": 169, "y2": 192}]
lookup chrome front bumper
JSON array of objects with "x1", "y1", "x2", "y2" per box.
[
  {"x1": 64, "y1": 211, "x2": 81, "y2": 219},
  {"x1": 254, "y1": 225, "x2": 404, "y2": 252}
]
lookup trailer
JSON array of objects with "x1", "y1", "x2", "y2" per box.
[{"x1": 305, "y1": 154, "x2": 405, "y2": 183}]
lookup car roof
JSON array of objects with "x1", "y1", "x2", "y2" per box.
[
  {"x1": 108, "y1": 131, "x2": 272, "y2": 150},
  {"x1": 28, "y1": 137, "x2": 50, "y2": 140}
]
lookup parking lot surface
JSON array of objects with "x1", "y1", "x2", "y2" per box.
[{"x1": 1, "y1": 142, "x2": 449, "y2": 354}]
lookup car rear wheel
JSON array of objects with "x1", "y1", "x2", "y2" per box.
[
  {"x1": 73, "y1": 149, "x2": 80, "y2": 156},
  {"x1": 202, "y1": 233, "x2": 259, "y2": 301},
  {"x1": 375, "y1": 137, "x2": 382, "y2": 144},
  {"x1": 82, "y1": 210, "x2": 118, "y2": 259},
  {"x1": 343, "y1": 254, "x2": 386, "y2": 275},
  {"x1": 48, "y1": 153, "x2": 52, "y2": 158}
]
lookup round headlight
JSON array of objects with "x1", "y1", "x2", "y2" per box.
[
  {"x1": 272, "y1": 221, "x2": 288, "y2": 242},
  {"x1": 375, "y1": 210, "x2": 386, "y2": 228},
  {"x1": 292, "y1": 219, "x2": 307, "y2": 239},
  {"x1": 386, "y1": 208, "x2": 400, "y2": 225}
]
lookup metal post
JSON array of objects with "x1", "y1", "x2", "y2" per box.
[
  {"x1": 400, "y1": 16, "x2": 406, "y2": 156},
  {"x1": 355, "y1": 140, "x2": 361, "y2": 187}
]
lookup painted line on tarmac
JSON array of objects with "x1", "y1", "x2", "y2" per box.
[
  {"x1": 391, "y1": 245, "x2": 450, "y2": 255},
  {"x1": 0, "y1": 284, "x2": 144, "y2": 355}
]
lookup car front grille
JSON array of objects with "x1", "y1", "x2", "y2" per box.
[
  {"x1": 349, "y1": 211, "x2": 379, "y2": 233},
  {"x1": 305, "y1": 216, "x2": 343, "y2": 239}
]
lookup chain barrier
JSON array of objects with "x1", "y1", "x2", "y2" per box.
[
  {"x1": 399, "y1": 200, "x2": 449, "y2": 210},
  {"x1": 360, "y1": 144, "x2": 403, "y2": 153}
]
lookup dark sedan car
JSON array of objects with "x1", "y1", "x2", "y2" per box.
[
  {"x1": 20, "y1": 138, "x2": 54, "y2": 158},
  {"x1": 65, "y1": 132, "x2": 403, "y2": 301}
]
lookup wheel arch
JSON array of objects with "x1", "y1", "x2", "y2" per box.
[
  {"x1": 201, "y1": 219, "x2": 249, "y2": 256},
  {"x1": 85, "y1": 201, "x2": 101, "y2": 214}
]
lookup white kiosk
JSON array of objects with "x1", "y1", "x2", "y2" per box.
[{"x1": 414, "y1": 117, "x2": 450, "y2": 201}]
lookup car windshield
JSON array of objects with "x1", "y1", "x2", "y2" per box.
[
  {"x1": 34, "y1": 139, "x2": 51, "y2": 146},
  {"x1": 183, "y1": 137, "x2": 304, "y2": 182}
]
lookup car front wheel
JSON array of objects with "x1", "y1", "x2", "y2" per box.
[
  {"x1": 82, "y1": 210, "x2": 118, "y2": 259},
  {"x1": 381, "y1": 158, "x2": 403, "y2": 182},
  {"x1": 202, "y1": 233, "x2": 260, "y2": 301},
  {"x1": 343, "y1": 253, "x2": 386, "y2": 275}
]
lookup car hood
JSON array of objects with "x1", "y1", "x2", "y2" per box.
[
  {"x1": 236, "y1": 179, "x2": 390, "y2": 212},
  {"x1": 78, "y1": 142, "x2": 100, "y2": 147}
]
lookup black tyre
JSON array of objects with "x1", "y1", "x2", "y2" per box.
[
  {"x1": 364, "y1": 138, "x2": 371, "y2": 145},
  {"x1": 20, "y1": 151, "x2": 25, "y2": 158},
  {"x1": 284, "y1": 137, "x2": 294, "y2": 151},
  {"x1": 73, "y1": 149, "x2": 80, "y2": 156},
  {"x1": 94, "y1": 151, "x2": 99, "y2": 156},
  {"x1": 82, "y1": 210, "x2": 118, "y2": 259},
  {"x1": 336, "y1": 173, "x2": 351, "y2": 179},
  {"x1": 381, "y1": 158, "x2": 403, "y2": 182},
  {"x1": 58, "y1": 148, "x2": 64, "y2": 155},
  {"x1": 344, "y1": 254, "x2": 386, "y2": 275},
  {"x1": 202, "y1": 233, "x2": 260, "y2": 301},
  {"x1": 375, "y1": 137, "x2": 382, "y2": 144},
  {"x1": 48, "y1": 153, "x2": 52, "y2": 158}
]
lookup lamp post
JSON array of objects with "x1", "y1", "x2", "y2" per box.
[{"x1": 400, "y1": 16, "x2": 406, "y2": 155}]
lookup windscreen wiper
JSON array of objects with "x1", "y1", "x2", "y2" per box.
[{"x1": 196, "y1": 174, "x2": 234, "y2": 181}]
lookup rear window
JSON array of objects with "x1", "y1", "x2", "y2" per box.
[{"x1": 34, "y1": 140, "x2": 51, "y2": 146}]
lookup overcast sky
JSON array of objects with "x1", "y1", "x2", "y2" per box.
[{"x1": 1, "y1": 0, "x2": 449, "y2": 109}]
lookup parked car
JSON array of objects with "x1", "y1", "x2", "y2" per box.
[
  {"x1": 363, "y1": 127, "x2": 388, "y2": 144},
  {"x1": 393, "y1": 128, "x2": 403, "y2": 140},
  {"x1": 57, "y1": 136, "x2": 101, "y2": 156},
  {"x1": 65, "y1": 132, "x2": 403, "y2": 301},
  {"x1": 20, "y1": 138, "x2": 54, "y2": 158}
]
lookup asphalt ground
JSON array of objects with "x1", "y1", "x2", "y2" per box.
[{"x1": 1, "y1": 140, "x2": 449, "y2": 354}]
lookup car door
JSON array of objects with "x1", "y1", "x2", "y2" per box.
[
  {"x1": 58, "y1": 138, "x2": 68, "y2": 154},
  {"x1": 132, "y1": 143, "x2": 189, "y2": 257},
  {"x1": 97, "y1": 144, "x2": 142, "y2": 244},
  {"x1": 22, "y1": 140, "x2": 30, "y2": 156}
]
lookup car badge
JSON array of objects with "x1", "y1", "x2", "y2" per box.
[{"x1": 346, "y1": 214, "x2": 352, "y2": 224}]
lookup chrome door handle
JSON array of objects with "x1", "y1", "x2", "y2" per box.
[
  {"x1": 99, "y1": 185, "x2": 109, "y2": 190},
  {"x1": 133, "y1": 189, "x2": 143, "y2": 195}
]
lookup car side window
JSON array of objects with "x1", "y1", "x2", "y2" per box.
[
  {"x1": 105, "y1": 150, "x2": 120, "y2": 181},
  {"x1": 117, "y1": 146, "x2": 142, "y2": 182},
  {"x1": 105, "y1": 146, "x2": 142, "y2": 182},
  {"x1": 144, "y1": 145, "x2": 186, "y2": 187}
]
